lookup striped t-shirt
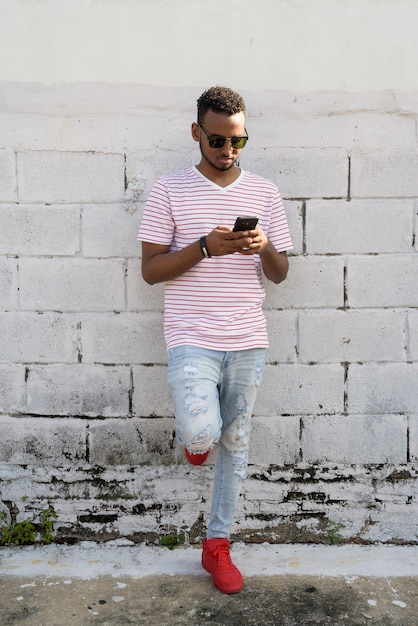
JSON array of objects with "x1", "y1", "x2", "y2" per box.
[{"x1": 138, "y1": 166, "x2": 293, "y2": 351}]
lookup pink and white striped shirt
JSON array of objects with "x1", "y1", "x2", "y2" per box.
[{"x1": 138, "y1": 166, "x2": 292, "y2": 351}]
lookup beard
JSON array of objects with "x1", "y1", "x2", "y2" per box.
[{"x1": 200, "y1": 144, "x2": 239, "y2": 172}]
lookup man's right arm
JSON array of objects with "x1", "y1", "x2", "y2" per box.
[
  {"x1": 141, "y1": 241, "x2": 204, "y2": 285},
  {"x1": 141, "y1": 228, "x2": 255, "y2": 285}
]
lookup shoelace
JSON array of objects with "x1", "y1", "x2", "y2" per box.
[{"x1": 212, "y1": 544, "x2": 233, "y2": 567}]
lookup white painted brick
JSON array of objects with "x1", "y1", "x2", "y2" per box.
[
  {"x1": 374, "y1": 481, "x2": 416, "y2": 502},
  {"x1": 312, "y1": 506, "x2": 367, "y2": 539},
  {"x1": 298, "y1": 310, "x2": 406, "y2": 363},
  {"x1": 347, "y1": 255, "x2": 418, "y2": 308},
  {"x1": 265, "y1": 256, "x2": 345, "y2": 309},
  {"x1": 0, "y1": 312, "x2": 79, "y2": 363},
  {"x1": 0, "y1": 149, "x2": 17, "y2": 201},
  {"x1": 0, "y1": 113, "x2": 65, "y2": 152},
  {"x1": 351, "y1": 148, "x2": 418, "y2": 198},
  {"x1": 125, "y1": 150, "x2": 195, "y2": 198},
  {"x1": 127, "y1": 259, "x2": 165, "y2": 311},
  {"x1": 0, "y1": 110, "x2": 182, "y2": 154},
  {"x1": 409, "y1": 416, "x2": 418, "y2": 461},
  {"x1": 249, "y1": 415, "x2": 300, "y2": 466},
  {"x1": 245, "y1": 147, "x2": 348, "y2": 199},
  {"x1": 0, "y1": 205, "x2": 80, "y2": 256},
  {"x1": 244, "y1": 501, "x2": 300, "y2": 518},
  {"x1": 19, "y1": 258, "x2": 125, "y2": 312},
  {"x1": 362, "y1": 510, "x2": 418, "y2": 543},
  {"x1": 88, "y1": 417, "x2": 175, "y2": 465},
  {"x1": 265, "y1": 310, "x2": 297, "y2": 363},
  {"x1": 249, "y1": 111, "x2": 416, "y2": 150},
  {"x1": 381, "y1": 501, "x2": 418, "y2": 517},
  {"x1": 0, "y1": 416, "x2": 86, "y2": 465},
  {"x1": 348, "y1": 363, "x2": 418, "y2": 414},
  {"x1": 416, "y1": 200, "x2": 418, "y2": 252},
  {"x1": 82, "y1": 204, "x2": 141, "y2": 257},
  {"x1": 0, "y1": 465, "x2": 27, "y2": 482},
  {"x1": 255, "y1": 364, "x2": 344, "y2": 416},
  {"x1": 26, "y1": 365, "x2": 130, "y2": 417},
  {"x1": 113, "y1": 516, "x2": 160, "y2": 536},
  {"x1": 124, "y1": 157, "x2": 156, "y2": 210},
  {"x1": 243, "y1": 480, "x2": 289, "y2": 502},
  {"x1": 306, "y1": 199, "x2": 413, "y2": 254},
  {"x1": 408, "y1": 310, "x2": 418, "y2": 360},
  {"x1": 17, "y1": 151, "x2": 125, "y2": 203},
  {"x1": 0, "y1": 258, "x2": 18, "y2": 310},
  {"x1": 81, "y1": 313, "x2": 166, "y2": 364},
  {"x1": 321, "y1": 481, "x2": 374, "y2": 504},
  {"x1": 156, "y1": 476, "x2": 202, "y2": 502},
  {"x1": 0, "y1": 366, "x2": 26, "y2": 413},
  {"x1": 283, "y1": 200, "x2": 303, "y2": 255},
  {"x1": 132, "y1": 365, "x2": 173, "y2": 417},
  {"x1": 301, "y1": 415, "x2": 407, "y2": 464}
]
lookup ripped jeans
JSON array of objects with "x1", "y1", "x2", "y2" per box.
[{"x1": 167, "y1": 345, "x2": 266, "y2": 539}]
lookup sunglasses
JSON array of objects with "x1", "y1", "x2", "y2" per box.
[{"x1": 198, "y1": 124, "x2": 249, "y2": 150}]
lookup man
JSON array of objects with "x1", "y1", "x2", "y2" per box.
[{"x1": 138, "y1": 86, "x2": 292, "y2": 594}]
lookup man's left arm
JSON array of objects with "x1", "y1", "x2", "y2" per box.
[
  {"x1": 259, "y1": 240, "x2": 289, "y2": 284},
  {"x1": 243, "y1": 227, "x2": 289, "y2": 284}
]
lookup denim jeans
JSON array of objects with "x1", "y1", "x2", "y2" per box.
[{"x1": 167, "y1": 345, "x2": 266, "y2": 539}]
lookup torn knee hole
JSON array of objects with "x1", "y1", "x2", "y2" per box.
[{"x1": 186, "y1": 425, "x2": 214, "y2": 452}]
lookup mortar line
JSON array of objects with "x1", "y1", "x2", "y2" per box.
[
  {"x1": 301, "y1": 200, "x2": 306, "y2": 255},
  {"x1": 406, "y1": 417, "x2": 410, "y2": 463},
  {"x1": 347, "y1": 152, "x2": 351, "y2": 201},
  {"x1": 14, "y1": 150, "x2": 19, "y2": 204}
]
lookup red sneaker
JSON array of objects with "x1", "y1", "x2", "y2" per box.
[
  {"x1": 202, "y1": 538, "x2": 243, "y2": 594},
  {"x1": 184, "y1": 448, "x2": 210, "y2": 466}
]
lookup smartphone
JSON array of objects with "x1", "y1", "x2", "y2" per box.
[{"x1": 233, "y1": 216, "x2": 259, "y2": 232}]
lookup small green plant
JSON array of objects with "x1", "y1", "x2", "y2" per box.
[
  {"x1": 39, "y1": 507, "x2": 58, "y2": 545},
  {"x1": 160, "y1": 532, "x2": 185, "y2": 550},
  {"x1": 0, "y1": 501, "x2": 57, "y2": 546},
  {"x1": 1, "y1": 518, "x2": 37, "y2": 546},
  {"x1": 326, "y1": 520, "x2": 346, "y2": 545}
]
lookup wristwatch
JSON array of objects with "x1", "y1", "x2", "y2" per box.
[{"x1": 199, "y1": 236, "x2": 211, "y2": 258}]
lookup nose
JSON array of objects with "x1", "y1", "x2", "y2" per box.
[{"x1": 221, "y1": 138, "x2": 234, "y2": 153}]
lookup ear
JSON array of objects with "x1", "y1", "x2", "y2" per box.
[{"x1": 191, "y1": 122, "x2": 200, "y2": 143}]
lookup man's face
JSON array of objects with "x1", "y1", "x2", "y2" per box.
[{"x1": 193, "y1": 109, "x2": 247, "y2": 173}]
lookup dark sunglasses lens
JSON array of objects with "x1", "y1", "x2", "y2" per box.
[
  {"x1": 208, "y1": 136, "x2": 226, "y2": 149},
  {"x1": 231, "y1": 137, "x2": 248, "y2": 149}
]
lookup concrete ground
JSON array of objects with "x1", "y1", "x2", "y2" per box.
[{"x1": 0, "y1": 542, "x2": 417, "y2": 625}]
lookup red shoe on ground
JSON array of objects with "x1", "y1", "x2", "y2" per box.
[
  {"x1": 184, "y1": 448, "x2": 210, "y2": 466},
  {"x1": 202, "y1": 538, "x2": 243, "y2": 594}
]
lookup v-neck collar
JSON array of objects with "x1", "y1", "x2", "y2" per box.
[{"x1": 192, "y1": 166, "x2": 245, "y2": 191}]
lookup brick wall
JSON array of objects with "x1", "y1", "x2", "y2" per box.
[{"x1": 0, "y1": 84, "x2": 417, "y2": 544}]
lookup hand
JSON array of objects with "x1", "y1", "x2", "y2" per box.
[
  {"x1": 238, "y1": 226, "x2": 269, "y2": 255},
  {"x1": 208, "y1": 225, "x2": 268, "y2": 256},
  {"x1": 205, "y1": 226, "x2": 258, "y2": 257}
]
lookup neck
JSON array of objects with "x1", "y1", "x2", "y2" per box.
[{"x1": 196, "y1": 162, "x2": 241, "y2": 188}]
